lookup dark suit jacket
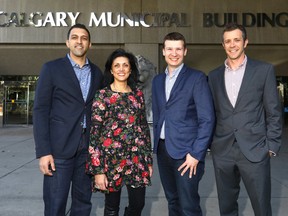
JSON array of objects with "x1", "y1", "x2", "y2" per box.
[
  {"x1": 208, "y1": 57, "x2": 282, "y2": 162},
  {"x1": 33, "y1": 55, "x2": 103, "y2": 159},
  {"x1": 152, "y1": 64, "x2": 215, "y2": 161}
]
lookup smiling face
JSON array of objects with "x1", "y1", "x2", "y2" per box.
[
  {"x1": 66, "y1": 27, "x2": 91, "y2": 60},
  {"x1": 163, "y1": 40, "x2": 187, "y2": 72},
  {"x1": 222, "y1": 29, "x2": 248, "y2": 62},
  {"x1": 111, "y1": 56, "x2": 131, "y2": 83}
]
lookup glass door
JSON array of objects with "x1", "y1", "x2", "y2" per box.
[{"x1": 3, "y1": 81, "x2": 35, "y2": 125}]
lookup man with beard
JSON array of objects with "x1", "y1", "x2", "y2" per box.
[{"x1": 33, "y1": 24, "x2": 103, "y2": 216}]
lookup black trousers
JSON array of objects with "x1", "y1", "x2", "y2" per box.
[{"x1": 104, "y1": 185, "x2": 146, "y2": 216}]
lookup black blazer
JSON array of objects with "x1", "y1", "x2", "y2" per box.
[
  {"x1": 208, "y1": 57, "x2": 282, "y2": 162},
  {"x1": 33, "y1": 55, "x2": 103, "y2": 159}
]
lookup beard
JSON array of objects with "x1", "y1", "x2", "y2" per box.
[{"x1": 72, "y1": 48, "x2": 87, "y2": 57}]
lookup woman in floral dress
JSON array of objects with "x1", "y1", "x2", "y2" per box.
[{"x1": 86, "y1": 48, "x2": 153, "y2": 216}]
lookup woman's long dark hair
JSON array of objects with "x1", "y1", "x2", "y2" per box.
[{"x1": 103, "y1": 48, "x2": 139, "y2": 90}]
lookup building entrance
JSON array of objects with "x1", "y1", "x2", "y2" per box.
[{"x1": 0, "y1": 76, "x2": 37, "y2": 126}]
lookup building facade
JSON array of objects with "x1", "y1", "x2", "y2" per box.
[{"x1": 0, "y1": 0, "x2": 287, "y2": 126}]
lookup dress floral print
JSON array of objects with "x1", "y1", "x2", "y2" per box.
[{"x1": 86, "y1": 87, "x2": 153, "y2": 193}]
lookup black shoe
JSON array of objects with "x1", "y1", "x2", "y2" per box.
[{"x1": 104, "y1": 206, "x2": 119, "y2": 216}]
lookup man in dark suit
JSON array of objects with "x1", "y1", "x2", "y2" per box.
[
  {"x1": 33, "y1": 24, "x2": 103, "y2": 216},
  {"x1": 208, "y1": 23, "x2": 282, "y2": 216},
  {"x1": 152, "y1": 32, "x2": 215, "y2": 216}
]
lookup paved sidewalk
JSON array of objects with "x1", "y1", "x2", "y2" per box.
[{"x1": 0, "y1": 126, "x2": 287, "y2": 216}]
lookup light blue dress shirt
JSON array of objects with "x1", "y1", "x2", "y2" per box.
[
  {"x1": 160, "y1": 63, "x2": 184, "y2": 139},
  {"x1": 67, "y1": 54, "x2": 91, "y2": 128}
]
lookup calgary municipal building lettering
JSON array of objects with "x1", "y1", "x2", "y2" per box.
[
  {"x1": 0, "y1": 11, "x2": 189, "y2": 27},
  {"x1": 1, "y1": 11, "x2": 287, "y2": 28}
]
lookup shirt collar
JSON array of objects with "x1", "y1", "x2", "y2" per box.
[
  {"x1": 67, "y1": 53, "x2": 89, "y2": 68},
  {"x1": 165, "y1": 63, "x2": 184, "y2": 78},
  {"x1": 224, "y1": 55, "x2": 247, "y2": 71}
]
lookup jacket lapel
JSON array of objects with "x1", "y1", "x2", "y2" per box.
[
  {"x1": 158, "y1": 72, "x2": 167, "y2": 102},
  {"x1": 62, "y1": 56, "x2": 85, "y2": 102},
  {"x1": 166, "y1": 65, "x2": 187, "y2": 103},
  {"x1": 86, "y1": 61, "x2": 96, "y2": 103},
  {"x1": 171, "y1": 66, "x2": 186, "y2": 94},
  {"x1": 234, "y1": 58, "x2": 254, "y2": 108}
]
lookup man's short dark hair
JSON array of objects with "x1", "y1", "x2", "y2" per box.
[
  {"x1": 223, "y1": 23, "x2": 247, "y2": 42},
  {"x1": 163, "y1": 32, "x2": 186, "y2": 49},
  {"x1": 67, "y1": 23, "x2": 91, "y2": 41}
]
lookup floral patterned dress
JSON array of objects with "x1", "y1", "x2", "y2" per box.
[{"x1": 86, "y1": 86, "x2": 153, "y2": 193}]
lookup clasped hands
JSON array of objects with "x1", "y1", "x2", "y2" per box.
[{"x1": 94, "y1": 166, "x2": 153, "y2": 190}]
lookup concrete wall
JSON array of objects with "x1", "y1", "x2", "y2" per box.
[
  {"x1": 0, "y1": 0, "x2": 287, "y2": 76},
  {"x1": 1, "y1": 0, "x2": 287, "y2": 44}
]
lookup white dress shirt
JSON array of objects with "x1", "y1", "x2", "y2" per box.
[{"x1": 224, "y1": 56, "x2": 247, "y2": 107}]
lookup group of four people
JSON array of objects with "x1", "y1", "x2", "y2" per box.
[{"x1": 33, "y1": 23, "x2": 282, "y2": 216}]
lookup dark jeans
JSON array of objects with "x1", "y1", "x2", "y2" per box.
[
  {"x1": 43, "y1": 134, "x2": 92, "y2": 216},
  {"x1": 157, "y1": 139, "x2": 204, "y2": 216},
  {"x1": 104, "y1": 185, "x2": 146, "y2": 216}
]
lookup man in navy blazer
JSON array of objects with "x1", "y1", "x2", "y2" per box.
[
  {"x1": 33, "y1": 24, "x2": 103, "y2": 216},
  {"x1": 208, "y1": 23, "x2": 282, "y2": 216},
  {"x1": 152, "y1": 32, "x2": 215, "y2": 215}
]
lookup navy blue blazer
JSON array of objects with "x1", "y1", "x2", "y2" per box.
[
  {"x1": 152, "y1": 65, "x2": 215, "y2": 161},
  {"x1": 33, "y1": 55, "x2": 103, "y2": 159}
]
